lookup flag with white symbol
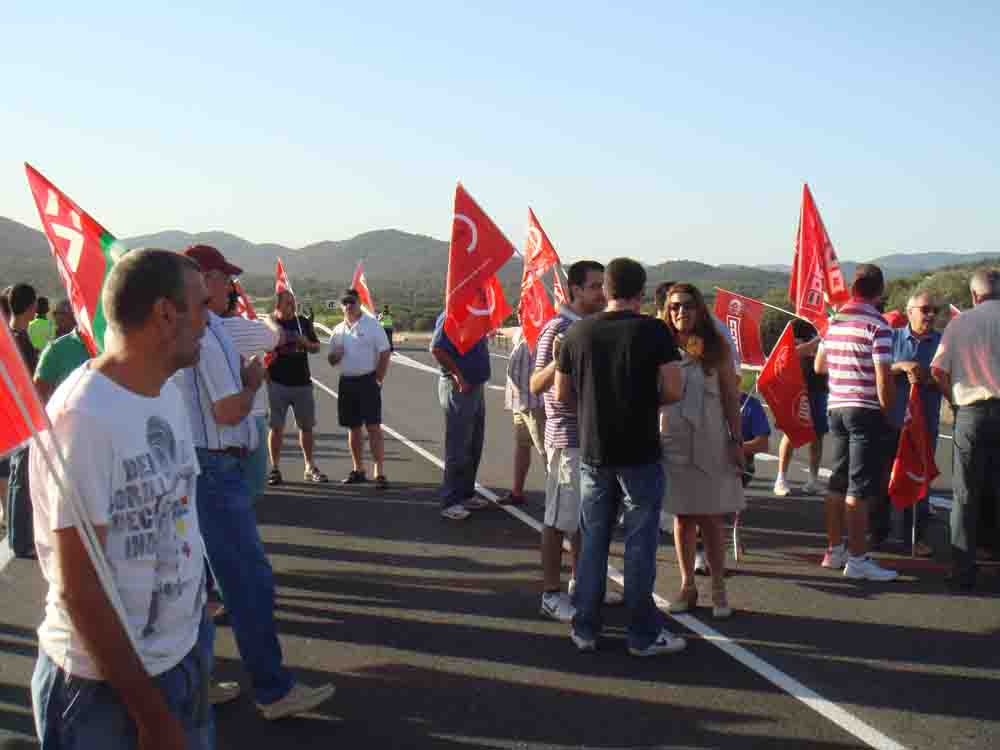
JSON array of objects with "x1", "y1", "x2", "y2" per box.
[
  {"x1": 25, "y1": 164, "x2": 129, "y2": 355},
  {"x1": 275, "y1": 258, "x2": 293, "y2": 296},
  {"x1": 445, "y1": 274, "x2": 512, "y2": 355},
  {"x1": 351, "y1": 260, "x2": 376, "y2": 313}
]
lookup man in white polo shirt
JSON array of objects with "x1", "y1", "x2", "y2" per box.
[{"x1": 328, "y1": 287, "x2": 391, "y2": 488}]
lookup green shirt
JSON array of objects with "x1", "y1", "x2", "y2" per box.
[
  {"x1": 379, "y1": 313, "x2": 394, "y2": 328},
  {"x1": 28, "y1": 317, "x2": 55, "y2": 351},
  {"x1": 35, "y1": 330, "x2": 91, "y2": 391}
]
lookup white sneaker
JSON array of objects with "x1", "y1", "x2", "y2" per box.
[
  {"x1": 463, "y1": 495, "x2": 491, "y2": 510},
  {"x1": 440, "y1": 504, "x2": 471, "y2": 521},
  {"x1": 257, "y1": 683, "x2": 336, "y2": 720},
  {"x1": 801, "y1": 478, "x2": 820, "y2": 495},
  {"x1": 844, "y1": 555, "x2": 899, "y2": 581},
  {"x1": 820, "y1": 544, "x2": 847, "y2": 569},
  {"x1": 773, "y1": 476, "x2": 791, "y2": 497},
  {"x1": 541, "y1": 592, "x2": 575, "y2": 622},
  {"x1": 694, "y1": 550, "x2": 709, "y2": 575},
  {"x1": 570, "y1": 630, "x2": 596, "y2": 652},
  {"x1": 628, "y1": 628, "x2": 687, "y2": 657}
]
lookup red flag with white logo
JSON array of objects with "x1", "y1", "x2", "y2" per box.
[
  {"x1": 275, "y1": 258, "x2": 293, "y2": 296},
  {"x1": 24, "y1": 164, "x2": 127, "y2": 355},
  {"x1": 757, "y1": 323, "x2": 817, "y2": 448},
  {"x1": 445, "y1": 184, "x2": 516, "y2": 315},
  {"x1": 713, "y1": 288, "x2": 766, "y2": 367},
  {"x1": 789, "y1": 184, "x2": 849, "y2": 336},
  {"x1": 351, "y1": 261, "x2": 376, "y2": 313},
  {"x1": 0, "y1": 322, "x2": 49, "y2": 458},
  {"x1": 518, "y1": 273, "x2": 556, "y2": 352},
  {"x1": 889, "y1": 384, "x2": 939, "y2": 510},
  {"x1": 445, "y1": 274, "x2": 512, "y2": 355},
  {"x1": 523, "y1": 208, "x2": 561, "y2": 278},
  {"x1": 232, "y1": 280, "x2": 257, "y2": 320}
]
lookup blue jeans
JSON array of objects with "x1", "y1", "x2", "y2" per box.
[
  {"x1": 572, "y1": 462, "x2": 666, "y2": 650},
  {"x1": 32, "y1": 613, "x2": 215, "y2": 749},
  {"x1": 196, "y1": 449, "x2": 294, "y2": 704},
  {"x1": 6, "y1": 445, "x2": 34, "y2": 556},
  {"x1": 437, "y1": 378, "x2": 485, "y2": 508},
  {"x1": 951, "y1": 400, "x2": 1000, "y2": 583},
  {"x1": 241, "y1": 416, "x2": 270, "y2": 502}
]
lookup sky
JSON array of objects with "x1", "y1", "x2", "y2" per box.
[{"x1": 1, "y1": 1, "x2": 997, "y2": 266}]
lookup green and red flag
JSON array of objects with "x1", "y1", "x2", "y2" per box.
[{"x1": 24, "y1": 164, "x2": 128, "y2": 355}]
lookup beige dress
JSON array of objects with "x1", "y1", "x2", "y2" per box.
[{"x1": 661, "y1": 354, "x2": 746, "y2": 516}]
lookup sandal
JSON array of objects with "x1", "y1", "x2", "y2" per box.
[
  {"x1": 305, "y1": 466, "x2": 329, "y2": 483},
  {"x1": 374, "y1": 475, "x2": 389, "y2": 490},
  {"x1": 668, "y1": 584, "x2": 698, "y2": 613},
  {"x1": 267, "y1": 467, "x2": 283, "y2": 486}
]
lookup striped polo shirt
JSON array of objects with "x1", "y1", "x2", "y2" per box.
[
  {"x1": 823, "y1": 301, "x2": 892, "y2": 411},
  {"x1": 534, "y1": 307, "x2": 581, "y2": 449}
]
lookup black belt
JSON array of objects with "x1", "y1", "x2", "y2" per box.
[
  {"x1": 340, "y1": 371, "x2": 376, "y2": 381},
  {"x1": 201, "y1": 446, "x2": 248, "y2": 459}
]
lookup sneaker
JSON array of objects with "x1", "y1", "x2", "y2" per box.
[
  {"x1": 540, "y1": 592, "x2": 575, "y2": 623},
  {"x1": 820, "y1": 544, "x2": 847, "y2": 569},
  {"x1": 628, "y1": 628, "x2": 687, "y2": 657},
  {"x1": 694, "y1": 550, "x2": 709, "y2": 575},
  {"x1": 341, "y1": 470, "x2": 366, "y2": 485},
  {"x1": 570, "y1": 630, "x2": 596, "y2": 652},
  {"x1": 463, "y1": 495, "x2": 491, "y2": 510},
  {"x1": 773, "y1": 476, "x2": 791, "y2": 497},
  {"x1": 208, "y1": 681, "x2": 241, "y2": 706},
  {"x1": 801, "y1": 478, "x2": 820, "y2": 495},
  {"x1": 440, "y1": 504, "x2": 471, "y2": 521},
  {"x1": 257, "y1": 683, "x2": 336, "y2": 720},
  {"x1": 844, "y1": 555, "x2": 899, "y2": 581}
]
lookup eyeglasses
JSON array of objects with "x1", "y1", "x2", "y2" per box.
[
  {"x1": 908, "y1": 305, "x2": 938, "y2": 314},
  {"x1": 668, "y1": 301, "x2": 697, "y2": 313}
]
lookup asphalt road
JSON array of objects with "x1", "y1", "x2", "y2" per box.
[{"x1": 0, "y1": 342, "x2": 997, "y2": 750}]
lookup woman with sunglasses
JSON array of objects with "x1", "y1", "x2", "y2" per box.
[{"x1": 660, "y1": 284, "x2": 746, "y2": 618}]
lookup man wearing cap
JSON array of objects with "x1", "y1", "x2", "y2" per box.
[
  {"x1": 173, "y1": 244, "x2": 334, "y2": 720},
  {"x1": 328, "y1": 288, "x2": 391, "y2": 486}
]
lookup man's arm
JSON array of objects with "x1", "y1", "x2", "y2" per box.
[
  {"x1": 875, "y1": 360, "x2": 895, "y2": 417},
  {"x1": 211, "y1": 357, "x2": 265, "y2": 426},
  {"x1": 374, "y1": 350, "x2": 391, "y2": 385},
  {"x1": 431, "y1": 346, "x2": 469, "y2": 393},
  {"x1": 931, "y1": 367, "x2": 953, "y2": 405},
  {"x1": 814, "y1": 343, "x2": 828, "y2": 375},
  {"x1": 554, "y1": 369, "x2": 574, "y2": 406},
  {"x1": 530, "y1": 361, "x2": 557, "y2": 395},
  {"x1": 54, "y1": 526, "x2": 185, "y2": 749}
]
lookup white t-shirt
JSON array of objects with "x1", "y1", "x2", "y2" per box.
[
  {"x1": 220, "y1": 315, "x2": 280, "y2": 417},
  {"x1": 31, "y1": 366, "x2": 206, "y2": 678},
  {"x1": 331, "y1": 312, "x2": 390, "y2": 377}
]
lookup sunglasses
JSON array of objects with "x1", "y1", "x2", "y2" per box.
[
  {"x1": 668, "y1": 301, "x2": 697, "y2": 313},
  {"x1": 908, "y1": 305, "x2": 938, "y2": 314}
]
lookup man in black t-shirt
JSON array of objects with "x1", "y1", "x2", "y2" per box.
[
  {"x1": 555, "y1": 258, "x2": 686, "y2": 657},
  {"x1": 266, "y1": 291, "x2": 327, "y2": 484},
  {"x1": 6, "y1": 283, "x2": 39, "y2": 557}
]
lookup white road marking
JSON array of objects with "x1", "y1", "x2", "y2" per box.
[
  {"x1": 391, "y1": 351, "x2": 505, "y2": 392},
  {"x1": 311, "y1": 373, "x2": 909, "y2": 750}
]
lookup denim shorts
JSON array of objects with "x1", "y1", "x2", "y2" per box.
[{"x1": 827, "y1": 407, "x2": 890, "y2": 498}]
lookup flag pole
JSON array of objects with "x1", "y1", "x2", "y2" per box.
[
  {"x1": 0, "y1": 361, "x2": 139, "y2": 654},
  {"x1": 714, "y1": 287, "x2": 814, "y2": 323}
]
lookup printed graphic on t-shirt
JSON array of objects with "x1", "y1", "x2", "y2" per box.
[{"x1": 108, "y1": 415, "x2": 198, "y2": 638}]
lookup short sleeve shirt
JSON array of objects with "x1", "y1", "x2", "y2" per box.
[
  {"x1": 220, "y1": 316, "x2": 281, "y2": 417},
  {"x1": 331, "y1": 312, "x2": 389, "y2": 377},
  {"x1": 267, "y1": 316, "x2": 319, "y2": 387},
  {"x1": 931, "y1": 300, "x2": 1000, "y2": 406},
  {"x1": 558, "y1": 312, "x2": 681, "y2": 466},
  {"x1": 35, "y1": 330, "x2": 91, "y2": 392},
  {"x1": 890, "y1": 326, "x2": 943, "y2": 435},
  {"x1": 430, "y1": 312, "x2": 491, "y2": 386},
  {"x1": 823, "y1": 301, "x2": 893, "y2": 411},
  {"x1": 534, "y1": 308, "x2": 581, "y2": 449}
]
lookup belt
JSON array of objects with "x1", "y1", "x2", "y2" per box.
[
  {"x1": 201, "y1": 446, "x2": 248, "y2": 459},
  {"x1": 340, "y1": 371, "x2": 376, "y2": 381}
]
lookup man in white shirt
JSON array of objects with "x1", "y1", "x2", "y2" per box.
[
  {"x1": 30, "y1": 249, "x2": 213, "y2": 749},
  {"x1": 174, "y1": 244, "x2": 334, "y2": 720},
  {"x1": 328, "y1": 288, "x2": 391, "y2": 487}
]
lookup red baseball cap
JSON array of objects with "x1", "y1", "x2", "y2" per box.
[{"x1": 182, "y1": 244, "x2": 243, "y2": 276}]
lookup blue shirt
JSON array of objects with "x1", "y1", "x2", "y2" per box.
[
  {"x1": 890, "y1": 325, "x2": 943, "y2": 437},
  {"x1": 740, "y1": 393, "x2": 771, "y2": 442},
  {"x1": 430, "y1": 312, "x2": 491, "y2": 386}
]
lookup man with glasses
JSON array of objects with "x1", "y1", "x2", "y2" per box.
[
  {"x1": 328, "y1": 288, "x2": 391, "y2": 487},
  {"x1": 267, "y1": 289, "x2": 326, "y2": 484},
  {"x1": 879, "y1": 292, "x2": 943, "y2": 555}
]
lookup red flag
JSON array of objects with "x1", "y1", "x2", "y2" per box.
[
  {"x1": 883, "y1": 310, "x2": 907, "y2": 328},
  {"x1": 0, "y1": 322, "x2": 49, "y2": 458},
  {"x1": 24, "y1": 164, "x2": 126, "y2": 355},
  {"x1": 351, "y1": 261, "x2": 376, "y2": 313},
  {"x1": 757, "y1": 323, "x2": 817, "y2": 448},
  {"x1": 523, "y1": 208, "x2": 561, "y2": 278},
  {"x1": 713, "y1": 288, "x2": 766, "y2": 367},
  {"x1": 445, "y1": 184, "x2": 516, "y2": 315},
  {"x1": 889, "y1": 383, "x2": 939, "y2": 510},
  {"x1": 275, "y1": 258, "x2": 293, "y2": 296},
  {"x1": 518, "y1": 273, "x2": 556, "y2": 352},
  {"x1": 789, "y1": 184, "x2": 849, "y2": 336},
  {"x1": 445, "y1": 274, "x2": 511, "y2": 355},
  {"x1": 949, "y1": 304, "x2": 961, "y2": 321},
  {"x1": 553, "y1": 272, "x2": 569, "y2": 307},
  {"x1": 232, "y1": 280, "x2": 257, "y2": 320}
]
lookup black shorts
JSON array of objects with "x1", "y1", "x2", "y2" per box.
[
  {"x1": 338, "y1": 372, "x2": 382, "y2": 428},
  {"x1": 827, "y1": 407, "x2": 891, "y2": 498}
]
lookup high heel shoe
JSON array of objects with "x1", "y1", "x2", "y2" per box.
[
  {"x1": 711, "y1": 581, "x2": 733, "y2": 619},
  {"x1": 668, "y1": 584, "x2": 698, "y2": 613}
]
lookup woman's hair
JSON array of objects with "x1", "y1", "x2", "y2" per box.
[{"x1": 660, "y1": 283, "x2": 728, "y2": 374}]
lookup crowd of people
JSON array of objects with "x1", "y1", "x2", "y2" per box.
[{"x1": 1, "y1": 244, "x2": 998, "y2": 747}]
